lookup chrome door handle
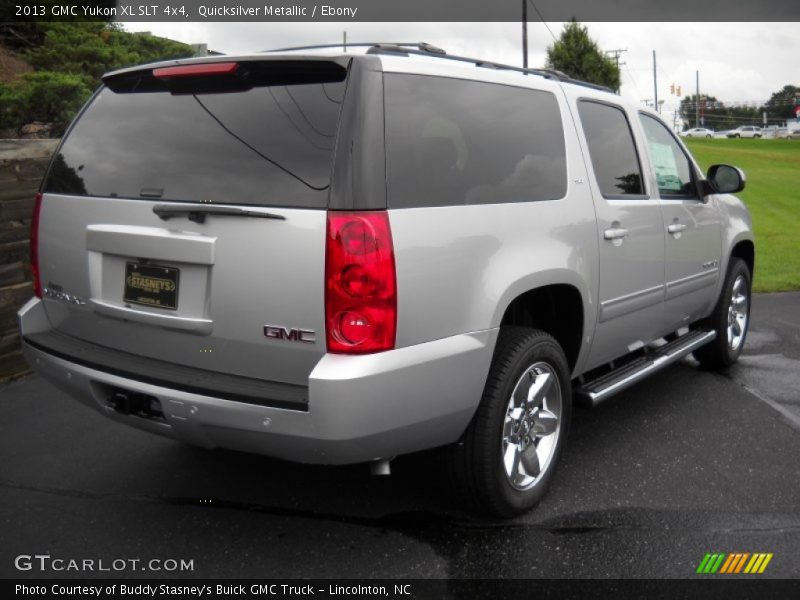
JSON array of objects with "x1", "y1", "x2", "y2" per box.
[
  {"x1": 667, "y1": 223, "x2": 687, "y2": 234},
  {"x1": 603, "y1": 227, "x2": 629, "y2": 240}
]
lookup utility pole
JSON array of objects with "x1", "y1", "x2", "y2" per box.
[
  {"x1": 652, "y1": 50, "x2": 658, "y2": 113},
  {"x1": 605, "y1": 48, "x2": 627, "y2": 94},
  {"x1": 695, "y1": 70, "x2": 700, "y2": 129},
  {"x1": 522, "y1": 0, "x2": 528, "y2": 69},
  {"x1": 342, "y1": 31, "x2": 347, "y2": 53}
]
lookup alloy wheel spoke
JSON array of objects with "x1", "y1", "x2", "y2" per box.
[
  {"x1": 731, "y1": 318, "x2": 742, "y2": 337},
  {"x1": 504, "y1": 443, "x2": 521, "y2": 479},
  {"x1": 533, "y1": 409, "x2": 558, "y2": 436},
  {"x1": 520, "y1": 445, "x2": 541, "y2": 477},
  {"x1": 513, "y1": 371, "x2": 532, "y2": 407},
  {"x1": 527, "y1": 371, "x2": 552, "y2": 407}
]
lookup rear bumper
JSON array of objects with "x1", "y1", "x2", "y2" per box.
[{"x1": 18, "y1": 298, "x2": 497, "y2": 464}]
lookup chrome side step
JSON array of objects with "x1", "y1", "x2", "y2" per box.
[{"x1": 574, "y1": 329, "x2": 716, "y2": 408}]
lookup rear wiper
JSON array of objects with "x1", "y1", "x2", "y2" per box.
[{"x1": 152, "y1": 204, "x2": 286, "y2": 224}]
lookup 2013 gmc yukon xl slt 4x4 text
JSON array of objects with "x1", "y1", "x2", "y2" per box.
[{"x1": 18, "y1": 44, "x2": 754, "y2": 516}]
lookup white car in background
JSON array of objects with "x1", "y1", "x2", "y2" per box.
[
  {"x1": 681, "y1": 127, "x2": 715, "y2": 138},
  {"x1": 727, "y1": 126, "x2": 762, "y2": 138}
]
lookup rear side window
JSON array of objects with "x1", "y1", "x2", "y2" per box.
[
  {"x1": 577, "y1": 100, "x2": 645, "y2": 198},
  {"x1": 384, "y1": 75, "x2": 567, "y2": 209},
  {"x1": 45, "y1": 61, "x2": 347, "y2": 208}
]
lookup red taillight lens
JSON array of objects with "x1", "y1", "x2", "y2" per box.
[
  {"x1": 30, "y1": 192, "x2": 43, "y2": 298},
  {"x1": 325, "y1": 212, "x2": 396, "y2": 354},
  {"x1": 153, "y1": 62, "x2": 239, "y2": 79}
]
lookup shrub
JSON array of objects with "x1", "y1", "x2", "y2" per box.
[{"x1": 0, "y1": 71, "x2": 92, "y2": 135}]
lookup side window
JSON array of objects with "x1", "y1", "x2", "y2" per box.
[
  {"x1": 384, "y1": 75, "x2": 567, "y2": 208},
  {"x1": 577, "y1": 100, "x2": 645, "y2": 198},
  {"x1": 638, "y1": 113, "x2": 697, "y2": 198}
]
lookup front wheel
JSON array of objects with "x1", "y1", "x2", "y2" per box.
[
  {"x1": 445, "y1": 327, "x2": 572, "y2": 517},
  {"x1": 693, "y1": 258, "x2": 751, "y2": 369},
  {"x1": 706, "y1": 134, "x2": 712, "y2": 138}
]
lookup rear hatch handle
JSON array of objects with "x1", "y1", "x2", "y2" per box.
[{"x1": 153, "y1": 204, "x2": 286, "y2": 224}]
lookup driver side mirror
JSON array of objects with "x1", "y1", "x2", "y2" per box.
[{"x1": 705, "y1": 164, "x2": 746, "y2": 195}]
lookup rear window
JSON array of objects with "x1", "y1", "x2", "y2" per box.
[
  {"x1": 384, "y1": 75, "x2": 567, "y2": 209},
  {"x1": 45, "y1": 61, "x2": 347, "y2": 208}
]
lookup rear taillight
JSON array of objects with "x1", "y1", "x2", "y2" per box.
[
  {"x1": 30, "y1": 192, "x2": 43, "y2": 298},
  {"x1": 325, "y1": 212, "x2": 396, "y2": 354}
]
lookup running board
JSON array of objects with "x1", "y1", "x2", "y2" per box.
[{"x1": 574, "y1": 330, "x2": 716, "y2": 408}]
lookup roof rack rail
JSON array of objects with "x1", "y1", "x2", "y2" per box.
[
  {"x1": 265, "y1": 41, "x2": 613, "y2": 93},
  {"x1": 266, "y1": 42, "x2": 443, "y2": 53}
]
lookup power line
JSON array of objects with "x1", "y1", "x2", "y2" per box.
[{"x1": 527, "y1": 0, "x2": 557, "y2": 42}]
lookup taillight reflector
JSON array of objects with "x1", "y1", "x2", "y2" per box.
[
  {"x1": 325, "y1": 212, "x2": 396, "y2": 354},
  {"x1": 153, "y1": 62, "x2": 239, "y2": 79},
  {"x1": 30, "y1": 192, "x2": 43, "y2": 298}
]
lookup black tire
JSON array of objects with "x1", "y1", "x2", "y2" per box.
[
  {"x1": 445, "y1": 327, "x2": 572, "y2": 517},
  {"x1": 735, "y1": 134, "x2": 741, "y2": 138},
  {"x1": 693, "y1": 258, "x2": 752, "y2": 369},
  {"x1": 706, "y1": 134, "x2": 712, "y2": 138}
]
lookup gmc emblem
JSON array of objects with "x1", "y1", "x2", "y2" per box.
[{"x1": 263, "y1": 325, "x2": 316, "y2": 344}]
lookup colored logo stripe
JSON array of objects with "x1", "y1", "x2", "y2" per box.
[{"x1": 698, "y1": 552, "x2": 773, "y2": 574}]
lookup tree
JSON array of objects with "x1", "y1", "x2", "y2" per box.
[
  {"x1": 545, "y1": 20, "x2": 620, "y2": 91},
  {"x1": 764, "y1": 85, "x2": 800, "y2": 121},
  {"x1": 0, "y1": 71, "x2": 92, "y2": 135},
  {"x1": 679, "y1": 94, "x2": 768, "y2": 131},
  {"x1": 0, "y1": 22, "x2": 192, "y2": 135},
  {"x1": 24, "y1": 23, "x2": 191, "y2": 91}
]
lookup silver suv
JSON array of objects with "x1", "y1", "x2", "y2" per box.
[{"x1": 18, "y1": 44, "x2": 754, "y2": 516}]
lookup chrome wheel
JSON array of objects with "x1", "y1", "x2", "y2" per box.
[
  {"x1": 502, "y1": 362, "x2": 562, "y2": 491},
  {"x1": 727, "y1": 275, "x2": 749, "y2": 351}
]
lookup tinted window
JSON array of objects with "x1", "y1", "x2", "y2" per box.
[
  {"x1": 45, "y1": 64, "x2": 347, "y2": 208},
  {"x1": 577, "y1": 101, "x2": 644, "y2": 197},
  {"x1": 384, "y1": 75, "x2": 566, "y2": 208},
  {"x1": 638, "y1": 113, "x2": 697, "y2": 197}
]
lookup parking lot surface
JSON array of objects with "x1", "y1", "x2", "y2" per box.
[{"x1": 1, "y1": 293, "x2": 799, "y2": 579}]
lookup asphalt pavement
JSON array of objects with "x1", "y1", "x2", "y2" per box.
[{"x1": 1, "y1": 293, "x2": 799, "y2": 579}]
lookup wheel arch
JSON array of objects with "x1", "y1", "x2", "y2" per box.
[
  {"x1": 498, "y1": 282, "x2": 587, "y2": 375},
  {"x1": 731, "y1": 239, "x2": 754, "y2": 278}
]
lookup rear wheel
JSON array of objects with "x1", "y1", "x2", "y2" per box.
[
  {"x1": 693, "y1": 258, "x2": 751, "y2": 369},
  {"x1": 446, "y1": 327, "x2": 572, "y2": 517}
]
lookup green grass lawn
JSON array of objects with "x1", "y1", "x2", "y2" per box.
[{"x1": 685, "y1": 138, "x2": 800, "y2": 292}]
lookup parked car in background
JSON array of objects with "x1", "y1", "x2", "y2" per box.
[
  {"x1": 681, "y1": 127, "x2": 715, "y2": 138},
  {"x1": 727, "y1": 126, "x2": 762, "y2": 138},
  {"x1": 786, "y1": 129, "x2": 800, "y2": 140}
]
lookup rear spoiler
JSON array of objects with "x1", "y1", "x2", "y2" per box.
[{"x1": 102, "y1": 56, "x2": 350, "y2": 94}]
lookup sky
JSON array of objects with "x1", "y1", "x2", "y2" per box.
[{"x1": 121, "y1": 21, "x2": 798, "y2": 123}]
